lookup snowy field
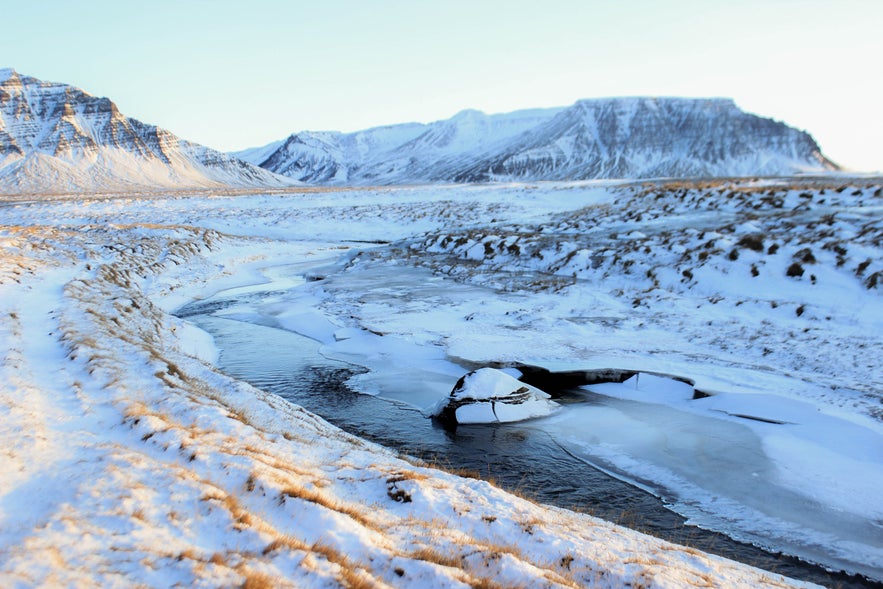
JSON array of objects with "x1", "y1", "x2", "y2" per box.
[{"x1": 1, "y1": 178, "x2": 880, "y2": 587}]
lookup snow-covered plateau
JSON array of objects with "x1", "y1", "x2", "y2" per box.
[{"x1": 1, "y1": 178, "x2": 881, "y2": 587}]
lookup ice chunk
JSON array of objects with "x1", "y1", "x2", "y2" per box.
[{"x1": 432, "y1": 367, "x2": 559, "y2": 424}]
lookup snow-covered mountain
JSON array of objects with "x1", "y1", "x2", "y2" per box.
[
  {"x1": 237, "y1": 98, "x2": 838, "y2": 184},
  {"x1": 0, "y1": 68, "x2": 293, "y2": 194}
]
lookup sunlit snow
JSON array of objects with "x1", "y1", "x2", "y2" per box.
[{"x1": 1, "y1": 178, "x2": 880, "y2": 586}]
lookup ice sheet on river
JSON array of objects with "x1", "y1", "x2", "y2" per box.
[
  {"x1": 552, "y1": 374, "x2": 883, "y2": 577},
  {"x1": 258, "y1": 258, "x2": 883, "y2": 580}
]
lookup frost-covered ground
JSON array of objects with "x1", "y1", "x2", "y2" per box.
[{"x1": 0, "y1": 179, "x2": 879, "y2": 586}]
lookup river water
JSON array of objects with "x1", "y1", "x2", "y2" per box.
[{"x1": 176, "y1": 264, "x2": 878, "y2": 588}]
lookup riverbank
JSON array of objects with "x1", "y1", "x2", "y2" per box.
[
  {"x1": 2, "y1": 180, "x2": 881, "y2": 586},
  {"x1": 0, "y1": 185, "x2": 823, "y2": 587},
  {"x1": 178, "y1": 241, "x2": 882, "y2": 586}
]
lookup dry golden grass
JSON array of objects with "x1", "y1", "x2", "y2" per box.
[
  {"x1": 236, "y1": 565, "x2": 278, "y2": 589},
  {"x1": 223, "y1": 494, "x2": 254, "y2": 531},
  {"x1": 262, "y1": 535, "x2": 310, "y2": 556},
  {"x1": 279, "y1": 484, "x2": 378, "y2": 530},
  {"x1": 239, "y1": 445, "x2": 317, "y2": 477},
  {"x1": 473, "y1": 540, "x2": 526, "y2": 562},
  {"x1": 467, "y1": 577, "x2": 527, "y2": 589},
  {"x1": 265, "y1": 538, "x2": 382, "y2": 589},
  {"x1": 121, "y1": 401, "x2": 166, "y2": 424},
  {"x1": 244, "y1": 473, "x2": 257, "y2": 493},
  {"x1": 310, "y1": 541, "x2": 379, "y2": 589},
  {"x1": 410, "y1": 543, "x2": 553, "y2": 589},
  {"x1": 174, "y1": 547, "x2": 203, "y2": 562},
  {"x1": 224, "y1": 405, "x2": 250, "y2": 425},
  {"x1": 385, "y1": 469, "x2": 430, "y2": 483},
  {"x1": 418, "y1": 457, "x2": 482, "y2": 481},
  {"x1": 409, "y1": 545, "x2": 461, "y2": 569}
]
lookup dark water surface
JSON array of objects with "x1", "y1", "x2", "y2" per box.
[{"x1": 182, "y1": 308, "x2": 878, "y2": 588}]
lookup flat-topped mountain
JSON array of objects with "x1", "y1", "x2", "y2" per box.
[
  {"x1": 0, "y1": 68, "x2": 292, "y2": 194},
  {"x1": 236, "y1": 98, "x2": 838, "y2": 184}
]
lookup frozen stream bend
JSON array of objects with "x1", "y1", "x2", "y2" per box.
[
  {"x1": 193, "y1": 251, "x2": 883, "y2": 583},
  {"x1": 2, "y1": 179, "x2": 881, "y2": 587}
]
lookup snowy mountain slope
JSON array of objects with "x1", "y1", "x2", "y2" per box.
[
  {"x1": 235, "y1": 107, "x2": 565, "y2": 184},
  {"x1": 240, "y1": 98, "x2": 837, "y2": 185},
  {"x1": 453, "y1": 98, "x2": 837, "y2": 181},
  {"x1": 233, "y1": 122, "x2": 431, "y2": 183},
  {"x1": 231, "y1": 137, "x2": 286, "y2": 166},
  {"x1": 0, "y1": 68, "x2": 294, "y2": 194}
]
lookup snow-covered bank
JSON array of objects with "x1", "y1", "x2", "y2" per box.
[
  {"x1": 293, "y1": 179, "x2": 883, "y2": 581},
  {"x1": 210, "y1": 246, "x2": 883, "y2": 581},
  {"x1": 2, "y1": 178, "x2": 880, "y2": 586},
  {"x1": 0, "y1": 199, "x2": 815, "y2": 587},
  {"x1": 150, "y1": 179, "x2": 882, "y2": 580}
]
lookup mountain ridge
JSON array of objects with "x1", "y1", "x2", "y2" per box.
[
  {"x1": 0, "y1": 68, "x2": 841, "y2": 194},
  {"x1": 236, "y1": 97, "x2": 838, "y2": 185},
  {"x1": 0, "y1": 68, "x2": 294, "y2": 194}
]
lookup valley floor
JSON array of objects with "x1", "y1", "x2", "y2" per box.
[{"x1": 1, "y1": 179, "x2": 880, "y2": 587}]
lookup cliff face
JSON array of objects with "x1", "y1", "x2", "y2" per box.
[
  {"x1": 238, "y1": 98, "x2": 837, "y2": 185},
  {"x1": 0, "y1": 69, "x2": 292, "y2": 194}
]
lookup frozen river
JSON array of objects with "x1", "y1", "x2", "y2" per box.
[{"x1": 178, "y1": 254, "x2": 882, "y2": 586}]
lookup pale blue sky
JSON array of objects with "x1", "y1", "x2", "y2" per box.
[{"x1": 3, "y1": 0, "x2": 881, "y2": 171}]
